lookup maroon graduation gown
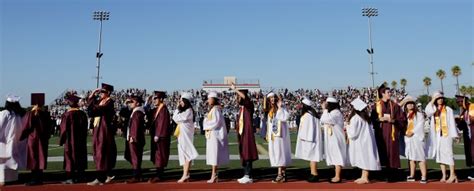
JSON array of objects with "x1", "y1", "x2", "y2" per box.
[
  {"x1": 124, "y1": 110, "x2": 146, "y2": 169},
  {"x1": 59, "y1": 109, "x2": 88, "y2": 172},
  {"x1": 457, "y1": 103, "x2": 474, "y2": 166},
  {"x1": 87, "y1": 97, "x2": 117, "y2": 171},
  {"x1": 20, "y1": 110, "x2": 51, "y2": 170},
  {"x1": 236, "y1": 98, "x2": 258, "y2": 164},
  {"x1": 148, "y1": 105, "x2": 171, "y2": 168},
  {"x1": 372, "y1": 100, "x2": 406, "y2": 169}
]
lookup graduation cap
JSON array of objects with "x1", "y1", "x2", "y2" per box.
[
  {"x1": 31, "y1": 93, "x2": 45, "y2": 106},
  {"x1": 126, "y1": 95, "x2": 144, "y2": 104},
  {"x1": 377, "y1": 83, "x2": 389, "y2": 98},
  {"x1": 238, "y1": 89, "x2": 249, "y2": 95},
  {"x1": 153, "y1": 91, "x2": 167, "y2": 99},
  {"x1": 101, "y1": 83, "x2": 114, "y2": 92},
  {"x1": 65, "y1": 94, "x2": 81, "y2": 104},
  {"x1": 455, "y1": 94, "x2": 469, "y2": 106}
]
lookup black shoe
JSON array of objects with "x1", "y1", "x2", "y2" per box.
[
  {"x1": 329, "y1": 179, "x2": 342, "y2": 184},
  {"x1": 25, "y1": 181, "x2": 43, "y2": 186},
  {"x1": 272, "y1": 175, "x2": 286, "y2": 183},
  {"x1": 307, "y1": 175, "x2": 319, "y2": 183}
]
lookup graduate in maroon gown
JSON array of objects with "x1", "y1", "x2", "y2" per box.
[
  {"x1": 124, "y1": 95, "x2": 146, "y2": 183},
  {"x1": 146, "y1": 91, "x2": 171, "y2": 183},
  {"x1": 371, "y1": 84, "x2": 406, "y2": 182},
  {"x1": 20, "y1": 93, "x2": 52, "y2": 186},
  {"x1": 59, "y1": 92, "x2": 88, "y2": 184},
  {"x1": 87, "y1": 83, "x2": 117, "y2": 186},
  {"x1": 455, "y1": 95, "x2": 474, "y2": 180},
  {"x1": 230, "y1": 84, "x2": 258, "y2": 184}
]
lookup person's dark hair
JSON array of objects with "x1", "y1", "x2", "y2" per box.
[
  {"x1": 433, "y1": 97, "x2": 445, "y2": 108},
  {"x1": 210, "y1": 97, "x2": 220, "y2": 107},
  {"x1": 301, "y1": 104, "x2": 319, "y2": 119},
  {"x1": 404, "y1": 102, "x2": 418, "y2": 119},
  {"x1": 349, "y1": 108, "x2": 371, "y2": 124},
  {"x1": 327, "y1": 102, "x2": 340, "y2": 113},
  {"x1": 178, "y1": 98, "x2": 195, "y2": 122},
  {"x1": 4, "y1": 101, "x2": 26, "y2": 117}
]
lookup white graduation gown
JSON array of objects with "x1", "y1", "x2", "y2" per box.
[
  {"x1": 266, "y1": 107, "x2": 292, "y2": 167},
  {"x1": 320, "y1": 109, "x2": 349, "y2": 167},
  {"x1": 404, "y1": 112, "x2": 427, "y2": 162},
  {"x1": 295, "y1": 113, "x2": 324, "y2": 162},
  {"x1": 424, "y1": 103, "x2": 458, "y2": 165},
  {"x1": 173, "y1": 108, "x2": 199, "y2": 166},
  {"x1": 203, "y1": 106, "x2": 230, "y2": 166},
  {"x1": 347, "y1": 115, "x2": 381, "y2": 171},
  {"x1": 0, "y1": 110, "x2": 27, "y2": 183}
]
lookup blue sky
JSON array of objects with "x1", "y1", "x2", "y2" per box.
[{"x1": 1, "y1": 0, "x2": 473, "y2": 106}]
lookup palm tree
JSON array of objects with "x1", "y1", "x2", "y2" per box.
[
  {"x1": 436, "y1": 69, "x2": 446, "y2": 92},
  {"x1": 383, "y1": 81, "x2": 388, "y2": 87},
  {"x1": 400, "y1": 78, "x2": 407, "y2": 90},
  {"x1": 423, "y1": 77, "x2": 432, "y2": 95},
  {"x1": 391, "y1": 80, "x2": 397, "y2": 89},
  {"x1": 451, "y1": 65, "x2": 462, "y2": 93},
  {"x1": 460, "y1": 85, "x2": 468, "y2": 95}
]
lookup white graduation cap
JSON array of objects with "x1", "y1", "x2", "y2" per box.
[
  {"x1": 351, "y1": 97, "x2": 367, "y2": 111},
  {"x1": 302, "y1": 97, "x2": 313, "y2": 106},
  {"x1": 181, "y1": 92, "x2": 193, "y2": 101},
  {"x1": 6, "y1": 94, "x2": 21, "y2": 103},
  {"x1": 207, "y1": 91, "x2": 218, "y2": 99},
  {"x1": 266, "y1": 92, "x2": 275, "y2": 98},
  {"x1": 326, "y1": 97, "x2": 338, "y2": 103}
]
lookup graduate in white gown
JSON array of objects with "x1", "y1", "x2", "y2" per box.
[
  {"x1": 399, "y1": 96, "x2": 427, "y2": 184},
  {"x1": 0, "y1": 95, "x2": 27, "y2": 186},
  {"x1": 295, "y1": 97, "x2": 323, "y2": 182},
  {"x1": 347, "y1": 98, "x2": 381, "y2": 184},
  {"x1": 264, "y1": 93, "x2": 292, "y2": 183},
  {"x1": 320, "y1": 97, "x2": 349, "y2": 183},
  {"x1": 425, "y1": 91, "x2": 459, "y2": 183},
  {"x1": 172, "y1": 92, "x2": 199, "y2": 183},
  {"x1": 203, "y1": 91, "x2": 229, "y2": 183}
]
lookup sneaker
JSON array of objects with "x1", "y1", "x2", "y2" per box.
[
  {"x1": 420, "y1": 178, "x2": 427, "y2": 184},
  {"x1": 62, "y1": 179, "x2": 75, "y2": 184},
  {"x1": 238, "y1": 175, "x2": 253, "y2": 184},
  {"x1": 406, "y1": 176, "x2": 415, "y2": 182},
  {"x1": 87, "y1": 179, "x2": 103, "y2": 186},
  {"x1": 468, "y1": 175, "x2": 474, "y2": 181},
  {"x1": 105, "y1": 176, "x2": 115, "y2": 184}
]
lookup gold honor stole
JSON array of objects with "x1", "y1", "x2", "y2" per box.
[
  {"x1": 434, "y1": 107, "x2": 448, "y2": 137},
  {"x1": 93, "y1": 98, "x2": 110, "y2": 128},
  {"x1": 205, "y1": 107, "x2": 214, "y2": 139},
  {"x1": 376, "y1": 101, "x2": 396, "y2": 141},
  {"x1": 173, "y1": 123, "x2": 181, "y2": 137},
  {"x1": 469, "y1": 103, "x2": 474, "y2": 120},
  {"x1": 238, "y1": 107, "x2": 244, "y2": 135},
  {"x1": 406, "y1": 116, "x2": 414, "y2": 135}
]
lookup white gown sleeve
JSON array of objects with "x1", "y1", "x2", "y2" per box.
[
  {"x1": 275, "y1": 107, "x2": 290, "y2": 122},
  {"x1": 173, "y1": 108, "x2": 193, "y2": 123},
  {"x1": 203, "y1": 107, "x2": 221, "y2": 131},
  {"x1": 347, "y1": 116, "x2": 363, "y2": 140}
]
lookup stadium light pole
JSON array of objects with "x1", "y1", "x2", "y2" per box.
[
  {"x1": 362, "y1": 7, "x2": 378, "y2": 88},
  {"x1": 93, "y1": 11, "x2": 110, "y2": 88}
]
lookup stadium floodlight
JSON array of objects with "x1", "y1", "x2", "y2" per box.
[
  {"x1": 92, "y1": 11, "x2": 110, "y2": 88},
  {"x1": 362, "y1": 7, "x2": 378, "y2": 88}
]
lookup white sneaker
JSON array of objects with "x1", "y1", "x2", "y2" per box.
[
  {"x1": 238, "y1": 175, "x2": 253, "y2": 184},
  {"x1": 237, "y1": 175, "x2": 247, "y2": 183},
  {"x1": 87, "y1": 179, "x2": 103, "y2": 186},
  {"x1": 468, "y1": 176, "x2": 474, "y2": 181},
  {"x1": 105, "y1": 176, "x2": 115, "y2": 184}
]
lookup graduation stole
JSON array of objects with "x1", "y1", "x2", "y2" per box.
[
  {"x1": 68, "y1": 108, "x2": 79, "y2": 112},
  {"x1": 267, "y1": 108, "x2": 282, "y2": 141},
  {"x1": 205, "y1": 107, "x2": 215, "y2": 139},
  {"x1": 434, "y1": 106, "x2": 448, "y2": 137},
  {"x1": 376, "y1": 100, "x2": 396, "y2": 141},
  {"x1": 153, "y1": 104, "x2": 164, "y2": 121},
  {"x1": 238, "y1": 106, "x2": 244, "y2": 135},
  {"x1": 173, "y1": 123, "x2": 181, "y2": 137},
  {"x1": 93, "y1": 97, "x2": 110, "y2": 128},
  {"x1": 406, "y1": 111, "x2": 415, "y2": 135},
  {"x1": 468, "y1": 103, "x2": 474, "y2": 122}
]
